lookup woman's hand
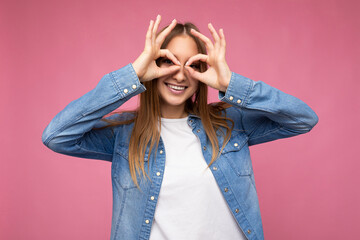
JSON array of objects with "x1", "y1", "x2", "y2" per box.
[
  {"x1": 184, "y1": 23, "x2": 232, "y2": 92},
  {"x1": 132, "y1": 15, "x2": 181, "y2": 82}
]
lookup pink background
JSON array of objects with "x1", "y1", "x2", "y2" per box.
[{"x1": 1, "y1": 0, "x2": 359, "y2": 239}]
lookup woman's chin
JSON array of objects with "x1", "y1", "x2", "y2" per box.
[{"x1": 159, "y1": 95, "x2": 187, "y2": 108}]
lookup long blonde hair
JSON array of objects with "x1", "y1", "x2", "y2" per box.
[{"x1": 94, "y1": 21, "x2": 234, "y2": 190}]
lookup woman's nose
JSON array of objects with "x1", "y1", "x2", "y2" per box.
[{"x1": 173, "y1": 65, "x2": 187, "y2": 82}]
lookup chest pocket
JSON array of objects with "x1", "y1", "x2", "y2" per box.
[
  {"x1": 112, "y1": 143, "x2": 150, "y2": 189},
  {"x1": 220, "y1": 131, "x2": 253, "y2": 176}
]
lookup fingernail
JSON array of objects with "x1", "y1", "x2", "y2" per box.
[
  {"x1": 173, "y1": 19, "x2": 176, "y2": 23},
  {"x1": 177, "y1": 60, "x2": 181, "y2": 65},
  {"x1": 185, "y1": 61, "x2": 189, "y2": 66}
]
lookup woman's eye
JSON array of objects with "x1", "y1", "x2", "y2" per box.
[
  {"x1": 190, "y1": 64, "x2": 200, "y2": 70},
  {"x1": 163, "y1": 58, "x2": 174, "y2": 65}
]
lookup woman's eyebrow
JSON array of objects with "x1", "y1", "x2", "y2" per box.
[{"x1": 172, "y1": 53, "x2": 199, "y2": 63}]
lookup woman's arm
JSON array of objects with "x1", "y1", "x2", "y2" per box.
[
  {"x1": 219, "y1": 71, "x2": 319, "y2": 146},
  {"x1": 185, "y1": 24, "x2": 318, "y2": 145},
  {"x1": 41, "y1": 63, "x2": 146, "y2": 161},
  {"x1": 42, "y1": 15, "x2": 181, "y2": 161}
]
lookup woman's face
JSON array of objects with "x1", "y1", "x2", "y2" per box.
[{"x1": 157, "y1": 35, "x2": 201, "y2": 118}]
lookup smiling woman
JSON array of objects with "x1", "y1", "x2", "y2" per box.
[
  {"x1": 156, "y1": 35, "x2": 200, "y2": 118},
  {"x1": 42, "y1": 14, "x2": 318, "y2": 240}
]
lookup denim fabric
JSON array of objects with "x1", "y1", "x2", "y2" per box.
[{"x1": 42, "y1": 63, "x2": 318, "y2": 240}]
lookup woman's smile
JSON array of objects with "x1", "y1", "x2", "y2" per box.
[{"x1": 165, "y1": 82, "x2": 188, "y2": 94}]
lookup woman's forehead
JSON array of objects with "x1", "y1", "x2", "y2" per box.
[{"x1": 166, "y1": 35, "x2": 199, "y2": 60}]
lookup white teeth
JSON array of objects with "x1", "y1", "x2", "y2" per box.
[{"x1": 167, "y1": 84, "x2": 185, "y2": 90}]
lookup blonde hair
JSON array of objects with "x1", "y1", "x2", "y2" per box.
[{"x1": 94, "y1": 21, "x2": 234, "y2": 190}]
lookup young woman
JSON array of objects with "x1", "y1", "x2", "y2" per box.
[{"x1": 42, "y1": 14, "x2": 318, "y2": 240}]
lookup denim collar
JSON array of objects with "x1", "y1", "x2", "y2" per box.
[{"x1": 187, "y1": 113, "x2": 201, "y2": 119}]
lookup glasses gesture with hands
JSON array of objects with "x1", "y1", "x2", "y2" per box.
[
  {"x1": 185, "y1": 24, "x2": 232, "y2": 93},
  {"x1": 132, "y1": 15, "x2": 181, "y2": 82},
  {"x1": 132, "y1": 15, "x2": 232, "y2": 93}
]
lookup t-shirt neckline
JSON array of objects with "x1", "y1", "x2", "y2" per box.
[{"x1": 161, "y1": 116, "x2": 189, "y2": 123}]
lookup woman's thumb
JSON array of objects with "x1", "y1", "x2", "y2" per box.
[
  {"x1": 185, "y1": 66, "x2": 202, "y2": 81},
  {"x1": 158, "y1": 65, "x2": 180, "y2": 78}
]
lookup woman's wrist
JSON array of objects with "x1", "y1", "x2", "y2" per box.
[{"x1": 132, "y1": 60, "x2": 143, "y2": 82}]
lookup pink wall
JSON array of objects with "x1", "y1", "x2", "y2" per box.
[{"x1": 1, "y1": 0, "x2": 359, "y2": 239}]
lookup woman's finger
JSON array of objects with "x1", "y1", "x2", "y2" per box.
[
  {"x1": 219, "y1": 28, "x2": 226, "y2": 57},
  {"x1": 159, "y1": 49, "x2": 181, "y2": 65},
  {"x1": 190, "y1": 28, "x2": 214, "y2": 50},
  {"x1": 219, "y1": 29, "x2": 226, "y2": 47},
  {"x1": 156, "y1": 19, "x2": 177, "y2": 45},
  {"x1": 145, "y1": 20, "x2": 154, "y2": 51},
  {"x1": 157, "y1": 65, "x2": 180, "y2": 78},
  {"x1": 184, "y1": 54, "x2": 209, "y2": 84},
  {"x1": 185, "y1": 65, "x2": 206, "y2": 84},
  {"x1": 152, "y1": 15, "x2": 162, "y2": 44},
  {"x1": 207, "y1": 23, "x2": 220, "y2": 47},
  {"x1": 185, "y1": 53, "x2": 208, "y2": 67}
]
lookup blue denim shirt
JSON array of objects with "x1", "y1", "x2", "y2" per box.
[{"x1": 42, "y1": 63, "x2": 318, "y2": 240}]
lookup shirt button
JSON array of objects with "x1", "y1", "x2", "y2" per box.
[
  {"x1": 159, "y1": 150, "x2": 163, "y2": 154},
  {"x1": 247, "y1": 229, "x2": 251, "y2": 234},
  {"x1": 189, "y1": 119, "x2": 193, "y2": 123},
  {"x1": 196, "y1": 129, "x2": 200, "y2": 133},
  {"x1": 224, "y1": 187, "x2": 228, "y2": 192},
  {"x1": 156, "y1": 172, "x2": 161, "y2": 176},
  {"x1": 203, "y1": 146, "x2": 207, "y2": 151},
  {"x1": 132, "y1": 84, "x2": 137, "y2": 89},
  {"x1": 234, "y1": 143, "x2": 239, "y2": 147},
  {"x1": 123, "y1": 88, "x2": 128, "y2": 93},
  {"x1": 213, "y1": 166, "x2": 218, "y2": 171},
  {"x1": 229, "y1": 96, "x2": 234, "y2": 101},
  {"x1": 235, "y1": 208, "x2": 239, "y2": 213},
  {"x1": 237, "y1": 99, "x2": 241, "y2": 104},
  {"x1": 145, "y1": 219, "x2": 150, "y2": 224},
  {"x1": 150, "y1": 196, "x2": 155, "y2": 200}
]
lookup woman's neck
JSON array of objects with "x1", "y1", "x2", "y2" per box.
[{"x1": 160, "y1": 105, "x2": 188, "y2": 119}]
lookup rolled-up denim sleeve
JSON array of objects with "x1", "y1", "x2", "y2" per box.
[
  {"x1": 41, "y1": 63, "x2": 146, "y2": 161},
  {"x1": 219, "y1": 71, "x2": 319, "y2": 146}
]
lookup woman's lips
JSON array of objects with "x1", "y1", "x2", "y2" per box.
[{"x1": 165, "y1": 83, "x2": 187, "y2": 94}]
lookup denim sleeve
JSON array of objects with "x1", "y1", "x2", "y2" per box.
[
  {"x1": 219, "y1": 72, "x2": 319, "y2": 146},
  {"x1": 41, "y1": 63, "x2": 146, "y2": 161}
]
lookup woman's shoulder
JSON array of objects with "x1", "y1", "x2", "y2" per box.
[{"x1": 208, "y1": 101, "x2": 243, "y2": 129}]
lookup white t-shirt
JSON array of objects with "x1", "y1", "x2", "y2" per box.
[{"x1": 149, "y1": 116, "x2": 247, "y2": 240}]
